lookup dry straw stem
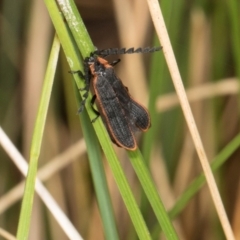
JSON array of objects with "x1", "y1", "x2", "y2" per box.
[
  {"x1": 0, "y1": 127, "x2": 83, "y2": 240},
  {"x1": 0, "y1": 228, "x2": 16, "y2": 240},
  {"x1": 156, "y1": 78, "x2": 239, "y2": 112},
  {"x1": 146, "y1": 0, "x2": 235, "y2": 239},
  {"x1": 0, "y1": 138, "x2": 86, "y2": 214}
]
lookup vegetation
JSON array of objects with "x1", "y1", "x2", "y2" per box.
[{"x1": 0, "y1": 0, "x2": 239, "y2": 239}]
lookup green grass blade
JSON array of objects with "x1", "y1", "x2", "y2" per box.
[
  {"x1": 151, "y1": 133, "x2": 240, "y2": 238},
  {"x1": 54, "y1": 1, "x2": 179, "y2": 238},
  {"x1": 16, "y1": 35, "x2": 60, "y2": 240},
  {"x1": 56, "y1": 0, "x2": 94, "y2": 58},
  {"x1": 129, "y1": 150, "x2": 179, "y2": 240},
  {"x1": 169, "y1": 133, "x2": 240, "y2": 219},
  {"x1": 73, "y1": 85, "x2": 120, "y2": 240},
  {"x1": 45, "y1": 1, "x2": 151, "y2": 239},
  {"x1": 45, "y1": 1, "x2": 120, "y2": 240}
]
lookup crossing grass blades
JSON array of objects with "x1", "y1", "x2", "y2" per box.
[{"x1": 73, "y1": 47, "x2": 161, "y2": 150}]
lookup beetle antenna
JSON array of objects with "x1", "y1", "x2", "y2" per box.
[{"x1": 94, "y1": 46, "x2": 162, "y2": 57}]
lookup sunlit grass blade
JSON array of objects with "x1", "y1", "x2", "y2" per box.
[
  {"x1": 129, "y1": 150, "x2": 179, "y2": 239},
  {"x1": 45, "y1": 1, "x2": 120, "y2": 240},
  {"x1": 16, "y1": 35, "x2": 60, "y2": 240},
  {"x1": 45, "y1": 0, "x2": 151, "y2": 239}
]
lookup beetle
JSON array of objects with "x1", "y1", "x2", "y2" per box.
[
  {"x1": 89, "y1": 56, "x2": 151, "y2": 131},
  {"x1": 75, "y1": 47, "x2": 161, "y2": 150},
  {"x1": 88, "y1": 56, "x2": 137, "y2": 150}
]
